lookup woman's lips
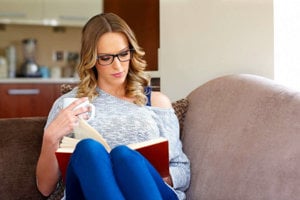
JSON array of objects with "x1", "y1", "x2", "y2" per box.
[{"x1": 112, "y1": 72, "x2": 123, "y2": 78}]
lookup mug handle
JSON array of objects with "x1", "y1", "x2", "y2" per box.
[{"x1": 86, "y1": 103, "x2": 95, "y2": 122}]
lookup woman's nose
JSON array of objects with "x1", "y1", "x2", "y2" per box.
[{"x1": 111, "y1": 57, "x2": 122, "y2": 69}]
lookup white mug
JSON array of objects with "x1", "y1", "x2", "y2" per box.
[{"x1": 63, "y1": 97, "x2": 95, "y2": 122}]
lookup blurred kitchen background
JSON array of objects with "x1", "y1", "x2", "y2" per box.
[
  {"x1": 0, "y1": 0, "x2": 161, "y2": 118},
  {"x1": 0, "y1": 0, "x2": 159, "y2": 79},
  {"x1": 0, "y1": 0, "x2": 97, "y2": 78},
  {"x1": 0, "y1": 25, "x2": 81, "y2": 78}
]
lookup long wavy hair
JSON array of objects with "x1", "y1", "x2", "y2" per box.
[{"x1": 76, "y1": 13, "x2": 150, "y2": 106}]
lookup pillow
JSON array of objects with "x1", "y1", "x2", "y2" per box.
[
  {"x1": 61, "y1": 84, "x2": 73, "y2": 94},
  {"x1": 46, "y1": 178, "x2": 65, "y2": 200},
  {"x1": 172, "y1": 98, "x2": 189, "y2": 137}
]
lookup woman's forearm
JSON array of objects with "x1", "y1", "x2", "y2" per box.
[{"x1": 36, "y1": 132, "x2": 61, "y2": 196}]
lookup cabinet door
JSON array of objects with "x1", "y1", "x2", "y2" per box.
[
  {"x1": 0, "y1": 0, "x2": 102, "y2": 26},
  {"x1": 0, "y1": 83, "x2": 62, "y2": 118},
  {"x1": 0, "y1": 0, "x2": 43, "y2": 25},
  {"x1": 43, "y1": 0, "x2": 103, "y2": 26}
]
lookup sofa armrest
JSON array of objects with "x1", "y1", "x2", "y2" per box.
[{"x1": 183, "y1": 74, "x2": 300, "y2": 200}]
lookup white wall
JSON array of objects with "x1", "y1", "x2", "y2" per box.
[
  {"x1": 274, "y1": 0, "x2": 300, "y2": 91},
  {"x1": 159, "y1": 0, "x2": 274, "y2": 101}
]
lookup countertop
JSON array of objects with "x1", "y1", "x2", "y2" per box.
[
  {"x1": 0, "y1": 78, "x2": 80, "y2": 84},
  {"x1": 0, "y1": 71, "x2": 160, "y2": 84}
]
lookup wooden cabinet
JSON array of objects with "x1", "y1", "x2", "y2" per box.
[
  {"x1": 0, "y1": 0, "x2": 102, "y2": 26},
  {"x1": 0, "y1": 0, "x2": 43, "y2": 25},
  {"x1": 0, "y1": 82, "x2": 77, "y2": 118}
]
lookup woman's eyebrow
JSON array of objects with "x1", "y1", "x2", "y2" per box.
[{"x1": 98, "y1": 47, "x2": 129, "y2": 55}]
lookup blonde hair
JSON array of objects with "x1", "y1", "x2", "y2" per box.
[{"x1": 76, "y1": 13, "x2": 150, "y2": 106}]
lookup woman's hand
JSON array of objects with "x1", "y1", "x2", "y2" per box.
[
  {"x1": 44, "y1": 97, "x2": 91, "y2": 145},
  {"x1": 36, "y1": 97, "x2": 91, "y2": 196}
]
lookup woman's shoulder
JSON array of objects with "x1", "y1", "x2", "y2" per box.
[
  {"x1": 150, "y1": 91, "x2": 172, "y2": 109},
  {"x1": 62, "y1": 86, "x2": 78, "y2": 97}
]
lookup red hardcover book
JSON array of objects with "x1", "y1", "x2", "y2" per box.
[
  {"x1": 55, "y1": 119, "x2": 170, "y2": 181},
  {"x1": 127, "y1": 137, "x2": 170, "y2": 178}
]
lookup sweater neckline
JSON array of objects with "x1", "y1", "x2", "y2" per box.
[{"x1": 96, "y1": 87, "x2": 135, "y2": 105}]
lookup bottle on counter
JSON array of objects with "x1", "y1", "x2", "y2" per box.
[
  {"x1": 6, "y1": 45, "x2": 16, "y2": 78},
  {"x1": 21, "y1": 38, "x2": 40, "y2": 77},
  {"x1": 0, "y1": 56, "x2": 8, "y2": 78},
  {"x1": 39, "y1": 66, "x2": 50, "y2": 78},
  {"x1": 63, "y1": 52, "x2": 79, "y2": 77},
  {"x1": 51, "y1": 66, "x2": 62, "y2": 79}
]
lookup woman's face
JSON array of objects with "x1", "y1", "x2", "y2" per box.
[{"x1": 95, "y1": 32, "x2": 131, "y2": 89}]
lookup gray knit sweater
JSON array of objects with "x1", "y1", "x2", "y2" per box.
[{"x1": 46, "y1": 87, "x2": 190, "y2": 199}]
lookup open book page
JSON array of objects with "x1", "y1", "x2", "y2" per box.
[
  {"x1": 58, "y1": 137, "x2": 79, "y2": 150},
  {"x1": 59, "y1": 134, "x2": 168, "y2": 155},
  {"x1": 73, "y1": 118, "x2": 111, "y2": 152}
]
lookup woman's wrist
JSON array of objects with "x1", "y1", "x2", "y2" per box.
[{"x1": 42, "y1": 129, "x2": 61, "y2": 152}]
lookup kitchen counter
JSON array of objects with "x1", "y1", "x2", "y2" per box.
[
  {"x1": 0, "y1": 71, "x2": 160, "y2": 84},
  {"x1": 0, "y1": 78, "x2": 79, "y2": 84}
]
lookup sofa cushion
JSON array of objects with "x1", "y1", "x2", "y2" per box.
[
  {"x1": 0, "y1": 117, "x2": 47, "y2": 199},
  {"x1": 171, "y1": 98, "x2": 189, "y2": 137},
  {"x1": 61, "y1": 84, "x2": 74, "y2": 95}
]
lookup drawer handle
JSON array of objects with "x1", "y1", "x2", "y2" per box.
[
  {"x1": 8, "y1": 89, "x2": 40, "y2": 95},
  {"x1": 0, "y1": 12, "x2": 26, "y2": 18}
]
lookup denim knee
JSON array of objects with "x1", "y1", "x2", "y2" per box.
[
  {"x1": 111, "y1": 145, "x2": 141, "y2": 165},
  {"x1": 73, "y1": 139, "x2": 107, "y2": 159}
]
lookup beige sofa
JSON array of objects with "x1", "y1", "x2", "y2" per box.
[{"x1": 1, "y1": 74, "x2": 300, "y2": 200}]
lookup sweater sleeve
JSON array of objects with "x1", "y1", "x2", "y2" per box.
[{"x1": 150, "y1": 107, "x2": 191, "y2": 192}]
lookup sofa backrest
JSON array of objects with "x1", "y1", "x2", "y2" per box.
[
  {"x1": 0, "y1": 117, "x2": 47, "y2": 200},
  {"x1": 182, "y1": 74, "x2": 300, "y2": 200}
]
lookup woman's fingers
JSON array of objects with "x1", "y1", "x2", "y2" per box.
[
  {"x1": 66, "y1": 97, "x2": 89, "y2": 111},
  {"x1": 64, "y1": 97, "x2": 90, "y2": 117}
]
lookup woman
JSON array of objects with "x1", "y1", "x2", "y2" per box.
[{"x1": 36, "y1": 13, "x2": 190, "y2": 200}]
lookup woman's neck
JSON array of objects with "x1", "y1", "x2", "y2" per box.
[{"x1": 98, "y1": 85, "x2": 126, "y2": 98}]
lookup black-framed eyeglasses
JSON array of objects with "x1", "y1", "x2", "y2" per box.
[{"x1": 96, "y1": 49, "x2": 135, "y2": 66}]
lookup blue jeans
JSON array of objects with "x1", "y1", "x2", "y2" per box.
[{"x1": 65, "y1": 139, "x2": 178, "y2": 200}]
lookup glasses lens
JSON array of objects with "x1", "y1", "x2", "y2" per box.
[
  {"x1": 97, "y1": 49, "x2": 134, "y2": 66},
  {"x1": 117, "y1": 50, "x2": 132, "y2": 62},
  {"x1": 97, "y1": 55, "x2": 113, "y2": 66}
]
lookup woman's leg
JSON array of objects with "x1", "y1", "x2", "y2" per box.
[
  {"x1": 65, "y1": 139, "x2": 125, "y2": 200},
  {"x1": 111, "y1": 145, "x2": 178, "y2": 200}
]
